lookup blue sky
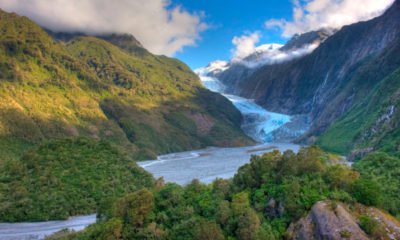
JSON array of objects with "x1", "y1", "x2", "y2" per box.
[
  {"x1": 172, "y1": 0, "x2": 294, "y2": 69},
  {"x1": 1, "y1": 0, "x2": 394, "y2": 69}
]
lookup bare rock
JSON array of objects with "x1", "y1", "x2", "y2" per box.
[{"x1": 287, "y1": 201, "x2": 369, "y2": 240}]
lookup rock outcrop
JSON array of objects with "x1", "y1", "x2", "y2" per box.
[{"x1": 287, "y1": 201, "x2": 400, "y2": 240}]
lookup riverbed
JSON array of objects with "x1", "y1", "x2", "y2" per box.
[
  {"x1": 138, "y1": 143, "x2": 300, "y2": 185},
  {"x1": 0, "y1": 214, "x2": 96, "y2": 240}
]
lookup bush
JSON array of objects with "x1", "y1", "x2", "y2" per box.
[
  {"x1": 359, "y1": 215, "x2": 385, "y2": 238},
  {"x1": 351, "y1": 178, "x2": 382, "y2": 206}
]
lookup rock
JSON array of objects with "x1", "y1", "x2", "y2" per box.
[
  {"x1": 265, "y1": 198, "x2": 284, "y2": 218},
  {"x1": 347, "y1": 148, "x2": 374, "y2": 162},
  {"x1": 287, "y1": 201, "x2": 369, "y2": 240}
]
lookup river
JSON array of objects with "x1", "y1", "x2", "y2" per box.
[
  {"x1": 138, "y1": 143, "x2": 300, "y2": 185},
  {"x1": 0, "y1": 215, "x2": 96, "y2": 240},
  {"x1": 0, "y1": 70, "x2": 303, "y2": 239}
]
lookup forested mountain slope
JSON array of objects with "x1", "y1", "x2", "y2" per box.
[{"x1": 0, "y1": 9, "x2": 251, "y2": 163}]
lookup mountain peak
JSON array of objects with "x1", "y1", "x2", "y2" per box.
[
  {"x1": 280, "y1": 28, "x2": 335, "y2": 52},
  {"x1": 98, "y1": 33, "x2": 143, "y2": 50}
]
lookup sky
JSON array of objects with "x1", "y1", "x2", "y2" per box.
[
  {"x1": 172, "y1": 0, "x2": 293, "y2": 68},
  {"x1": 0, "y1": 0, "x2": 395, "y2": 69}
]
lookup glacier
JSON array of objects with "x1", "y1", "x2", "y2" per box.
[
  {"x1": 195, "y1": 66, "x2": 295, "y2": 142},
  {"x1": 223, "y1": 94, "x2": 291, "y2": 142}
]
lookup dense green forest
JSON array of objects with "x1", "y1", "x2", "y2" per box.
[
  {"x1": 46, "y1": 147, "x2": 400, "y2": 240},
  {"x1": 0, "y1": 138, "x2": 154, "y2": 221}
]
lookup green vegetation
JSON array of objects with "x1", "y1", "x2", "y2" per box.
[
  {"x1": 0, "y1": 8, "x2": 251, "y2": 165},
  {"x1": 359, "y1": 215, "x2": 385, "y2": 238},
  {"x1": 0, "y1": 138, "x2": 154, "y2": 222},
  {"x1": 353, "y1": 152, "x2": 400, "y2": 218},
  {"x1": 48, "y1": 146, "x2": 388, "y2": 240},
  {"x1": 318, "y1": 67, "x2": 400, "y2": 155}
]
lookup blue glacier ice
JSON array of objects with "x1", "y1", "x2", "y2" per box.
[
  {"x1": 195, "y1": 67, "x2": 292, "y2": 142},
  {"x1": 223, "y1": 94, "x2": 291, "y2": 142}
]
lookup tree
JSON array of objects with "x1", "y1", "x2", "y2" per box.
[
  {"x1": 352, "y1": 178, "x2": 382, "y2": 206},
  {"x1": 236, "y1": 208, "x2": 261, "y2": 240},
  {"x1": 194, "y1": 219, "x2": 224, "y2": 240},
  {"x1": 114, "y1": 188, "x2": 154, "y2": 228}
]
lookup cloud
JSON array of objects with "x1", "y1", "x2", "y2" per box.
[
  {"x1": 231, "y1": 32, "x2": 261, "y2": 60},
  {"x1": 265, "y1": 0, "x2": 395, "y2": 37},
  {"x1": 0, "y1": 0, "x2": 207, "y2": 56},
  {"x1": 229, "y1": 30, "x2": 319, "y2": 68},
  {"x1": 240, "y1": 42, "x2": 319, "y2": 68}
]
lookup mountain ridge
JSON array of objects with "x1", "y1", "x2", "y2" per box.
[
  {"x1": 0, "y1": 8, "x2": 252, "y2": 162},
  {"x1": 206, "y1": 0, "x2": 400, "y2": 155}
]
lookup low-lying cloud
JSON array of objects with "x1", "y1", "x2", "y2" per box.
[
  {"x1": 265, "y1": 0, "x2": 395, "y2": 37},
  {"x1": 230, "y1": 31, "x2": 317, "y2": 68},
  {"x1": 0, "y1": 0, "x2": 207, "y2": 56},
  {"x1": 238, "y1": 43, "x2": 319, "y2": 68}
]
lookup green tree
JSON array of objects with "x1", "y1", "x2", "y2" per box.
[
  {"x1": 114, "y1": 188, "x2": 154, "y2": 228},
  {"x1": 352, "y1": 178, "x2": 382, "y2": 206}
]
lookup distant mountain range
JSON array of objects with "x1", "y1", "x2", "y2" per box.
[{"x1": 201, "y1": 0, "x2": 400, "y2": 157}]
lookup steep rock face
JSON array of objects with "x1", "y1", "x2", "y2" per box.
[
  {"x1": 218, "y1": 1, "x2": 400, "y2": 146},
  {"x1": 280, "y1": 28, "x2": 334, "y2": 52},
  {"x1": 214, "y1": 28, "x2": 333, "y2": 95},
  {"x1": 318, "y1": 66, "x2": 400, "y2": 154}
]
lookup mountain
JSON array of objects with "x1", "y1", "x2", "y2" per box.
[
  {"x1": 0, "y1": 9, "x2": 252, "y2": 221},
  {"x1": 47, "y1": 31, "x2": 148, "y2": 56},
  {"x1": 212, "y1": 1, "x2": 400, "y2": 155},
  {"x1": 0, "y1": 9, "x2": 252, "y2": 164},
  {"x1": 279, "y1": 28, "x2": 334, "y2": 52},
  {"x1": 204, "y1": 28, "x2": 333, "y2": 94}
]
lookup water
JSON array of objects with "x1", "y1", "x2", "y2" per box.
[
  {"x1": 138, "y1": 143, "x2": 300, "y2": 185},
  {"x1": 0, "y1": 215, "x2": 96, "y2": 240}
]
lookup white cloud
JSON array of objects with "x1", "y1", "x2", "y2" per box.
[
  {"x1": 229, "y1": 31, "x2": 320, "y2": 68},
  {"x1": 231, "y1": 32, "x2": 261, "y2": 60},
  {"x1": 240, "y1": 42, "x2": 319, "y2": 68},
  {"x1": 0, "y1": 0, "x2": 207, "y2": 56},
  {"x1": 265, "y1": 0, "x2": 395, "y2": 37}
]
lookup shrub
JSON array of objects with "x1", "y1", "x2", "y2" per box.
[{"x1": 351, "y1": 178, "x2": 382, "y2": 206}]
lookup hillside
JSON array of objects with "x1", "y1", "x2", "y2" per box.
[
  {"x1": 0, "y1": 9, "x2": 252, "y2": 163},
  {"x1": 318, "y1": 67, "x2": 400, "y2": 156},
  {"x1": 0, "y1": 138, "x2": 154, "y2": 222}
]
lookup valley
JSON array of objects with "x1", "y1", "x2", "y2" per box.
[
  {"x1": 138, "y1": 143, "x2": 300, "y2": 185},
  {"x1": 0, "y1": 1, "x2": 399, "y2": 240}
]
